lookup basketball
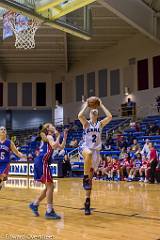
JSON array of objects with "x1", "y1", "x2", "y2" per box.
[{"x1": 87, "y1": 96, "x2": 100, "y2": 109}]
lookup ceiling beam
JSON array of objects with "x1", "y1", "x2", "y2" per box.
[{"x1": 97, "y1": 0, "x2": 160, "y2": 43}]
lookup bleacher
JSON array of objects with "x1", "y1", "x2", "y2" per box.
[
  {"x1": 10, "y1": 115, "x2": 160, "y2": 177},
  {"x1": 66, "y1": 117, "x2": 130, "y2": 147}
]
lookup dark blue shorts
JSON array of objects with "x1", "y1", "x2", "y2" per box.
[
  {"x1": 34, "y1": 155, "x2": 53, "y2": 184},
  {"x1": 0, "y1": 162, "x2": 10, "y2": 176}
]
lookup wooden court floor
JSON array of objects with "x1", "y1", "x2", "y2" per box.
[{"x1": 0, "y1": 178, "x2": 160, "y2": 240}]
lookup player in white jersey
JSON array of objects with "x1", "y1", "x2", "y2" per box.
[{"x1": 78, "y1": 98, "x2": 112, "y2": 215}]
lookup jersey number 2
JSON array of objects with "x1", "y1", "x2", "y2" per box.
[{"x1": 92, "y1": 135, "x2": 97, "y2": 143}]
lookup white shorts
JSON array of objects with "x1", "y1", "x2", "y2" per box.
[{"x1": 79, "y1": 146, "x2": 101, "y2": 170}]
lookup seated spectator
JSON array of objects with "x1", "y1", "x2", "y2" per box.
[
  {"x1": 131, "y1": 139, "x2": 140, "y2": 152},
  {"x1": 69, "y1": 138, "x2": 78, "y2": 148},
  {"x1": 151, "y1": 123, "x2": 159, "y2": 135},
  {"x1": 103, "y1": 133, "x2": 114, "y2": 150},
  {"x1": 120, "y1": 153, "x2": 133, "y2": 180},
  {"x1": 146, "y1": 123, "x2": 159, "y2": 135},
  {"x1": 135, "y1": 121, "x2": 141, "y2": 132},
  {"x1": 119, "y1": 147, "x2": 127, "y2": 160},
  {"x1": 141, "y1": 139, "x2": 150, "y2": 157},
  {"x1": 127, "y1": 153, "x2": 142, "y2": 181},
  {"x1": 119, "y1": 137, "x2": 128, "y2": 150},
  {"x1": 139, "y1": 156, "x2": 150, "y2": 182},
  {"x1": 104, "y1": 156, "x2": 113, "y2": 181},
  {"x1": 129, "y1": 121, "x2": 141, "y2": 132},
  {"x1": 95, "y1": 156, "x2": 108, "y2": 180},
  {"x1": 111, "y1": 158, "x2": 120, "y2": 181},
  {"x1": 116, "y1": 132, "x2": 127, "y2": 150}
]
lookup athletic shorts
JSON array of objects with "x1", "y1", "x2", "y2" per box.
[
  {"x1": 79, "y1": 146, "x2": 101, "y2": 170},
  {"x1": 34, "y1": 155, "x2": 53, "y2": 184},
  {"x1": 0, "y1": 162, "x2": 10, "y2": 177}
]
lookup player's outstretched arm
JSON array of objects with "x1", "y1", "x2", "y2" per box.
[
  {"x1": 47, "y1": 132, "x2": 60, "y2": 150},
  {"x1": 78, "y1": 102, "x2": 89, "y2": 129},
  {"x1": 99, "y1": 100, "x2": 112, "y2": 128},
  {"x1": 58, "y1": 129, "x2": 68, "y2": 150},
  {"x1": 10, "y1": 141, "x2": 26, "y2": 159}
]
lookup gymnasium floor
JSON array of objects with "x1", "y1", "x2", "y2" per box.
[{"x1": 0, "y1": 178, "x2": 160, "y2": 240}]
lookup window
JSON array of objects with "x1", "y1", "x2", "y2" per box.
[
  {"x1": 22, "y1": 83, "x2": 32, "y2": 106},
  {"x1": 76, "y1": 74, "x2": 84, "y2": 102},
  {"x1": 153, "y1": 55, "x2": 160, "y2": 88},
  {"x1": 87, "y1": 72, "x2": 95, "y2": 97},
  {"x1": 36, "y1": 82, "x2": 46, "y2": 106},
  {"x1": 8, "y1": 83, "x2": 17, "y2": 106},
  {"x1": 98, "y1": 69, "x2": 107, "y2": 97},
  {"x1": 137, "y1": 59, "x2": 149, "y2": 90},
  {"x1": 55, "y1": 83, "x2": 62, "y2": 105},
  {"x1": 110, "y1": 69, "x2": 120, "y2": 96}
]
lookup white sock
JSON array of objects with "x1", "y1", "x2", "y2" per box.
[{"x1": 47, "y1": 204, "x2": 53, "y2": 213}]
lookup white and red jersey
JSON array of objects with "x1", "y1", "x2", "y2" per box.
[
  {"x1": 112, "y1": 161, "x2": 120, "y2": 170},
  {"x1": 141, "y1": 159, "x2": 150, "y2": 168},
  {"x1": 123, "y1": 158, "x2": 133, "y2": 168}
]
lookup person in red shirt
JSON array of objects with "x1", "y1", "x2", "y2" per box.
[
  {"x1": 148, "y1": 142, "x2": 158, "y2": 183},
  {"x1": 104, "y1": 156, "x2": 113, "y2": 181},
  {"x1": 120, "y1": 153, "x2": 133, "y2": 180},
  {"x1": 111, "y1": 158, "x2": 120, "y2": 181},
  {"x1": 139, "y1": 156, "x2": 150, "y2": 182},
  {"x1": 95, "y1": 156, "x2": 107, "y2": 180}
]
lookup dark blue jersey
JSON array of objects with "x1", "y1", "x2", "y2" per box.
[
  {"x1": 134, "y1": 159, "x2": 142, "y2": 168},
  {"x1": 0, "y1": 139, "x2": 11, "y2": 163}
]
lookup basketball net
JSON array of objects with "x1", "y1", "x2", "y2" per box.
[{"x1": 8, "y1": 12, "x2": 41, "y2": 50}]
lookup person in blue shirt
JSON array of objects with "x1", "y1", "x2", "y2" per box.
[
  {"x1": 0, "y1": 126, "x2": 26, "y2": 190},
  {"x1": 127, "y1": 153, "x2": 142, "y2": 181},
  {"x1": 29, "y1": 123, "x2": 68, "y2": 220}
]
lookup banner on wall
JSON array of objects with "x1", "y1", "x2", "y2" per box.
[
  {"x1": 29, "y1": 163, "x2": 34, "y2": 176},
  {"x1": 9, "y1": 162, "x2": 59, "y2": 177},
  {"x1": 9, "y1": 163, "x2": 28, "y2": 176}
]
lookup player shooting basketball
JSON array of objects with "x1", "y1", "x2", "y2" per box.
[{"x1": 78, "y1": 97, "x2": 112, "y2": 215}]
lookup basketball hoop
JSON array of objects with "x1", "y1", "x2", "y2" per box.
[{"x1": 7, "y1": 12, "x2": 41, "y2": 50}]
